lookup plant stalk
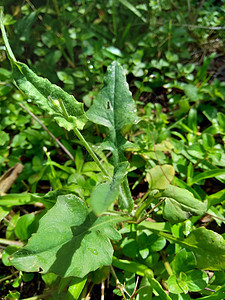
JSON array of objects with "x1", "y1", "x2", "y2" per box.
[
  {"x1": 57, "y1": 98, "x2": 111, "y2": 179},
  {"x1": 136, "y1": 197, "x2": 166, "y2": 224},
  {"x1": 0, "y1": 238, "x2": 23, "y2": 246},
  {"x1": 73, "y1": 127, "x2": 111, "y2": 179}
]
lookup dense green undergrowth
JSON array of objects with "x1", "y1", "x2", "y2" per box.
[{"x1": 1, "y1": 1, "x2": 225, "y2": 299}]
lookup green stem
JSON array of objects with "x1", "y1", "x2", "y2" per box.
[
  {"x1": 112, "y1": 257, "x2": 151, "y2": 277},
  {"x1": 161, "y1": 251, "x2": 173, "y2": 276},
  {"x1": 61, "y1": 49, "x2": 76, "y2": 68},
  {"x1": 135, "y1": 190, "x2": 161, "y2": 220},
  {"x1": 136, "y1": 197, "x2": 165, "y2": 224},
  {"x1": 57, "y1": 98, "x2": 111, "y2": 179},
  {"x1": 52, "y1": 0, "x2": 60, "y2": 17},
  {"x1": 0, "y1": 238, "x2": 23, "y2": 246},
  {"x1": 0, "y1": 8, "x2": 16, "y2": 61},
  {"x1": 135, "y1": 193, "x2": 154, "y2": 219},
  {"x1": 110, "y1": 265, "x2": 127, "y2": 299},
  {"x1": 73, "y1": 127, "x2": 111, "y2": 179},
  {"x1": 112, "y1": 257, "x2": 172, "y2": 300}
]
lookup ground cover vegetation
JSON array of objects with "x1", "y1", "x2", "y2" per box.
[{"x1": 0, "y1": 0, "x2": 225, "y2": 299}]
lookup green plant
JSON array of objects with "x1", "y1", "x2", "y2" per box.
[
  {"x1": 2, "y1": 1, "x2": 225, "y2": 298},
  {"x1": 1, "y1": 7, "x2": 225, "y2": 300}
]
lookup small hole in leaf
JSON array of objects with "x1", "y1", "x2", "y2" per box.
[{"x1": 106, "y1": 101, "x2": 110, "y2": 109}]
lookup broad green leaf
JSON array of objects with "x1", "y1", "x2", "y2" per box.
[
  {"x1": 5, "y1": 291, "x2": 20, "y2": 299},
  {"x1": 189, "y1": 169, "x2": 225, "y2": 185},
  {"x1": 202, "y1": 133, "x2": 215, "y2": 150},
  {"x1": 184, "y1": 228, "x2": 225, "y2": 270},
  {"x1": 0, "y1": 131, "x2": 9, "y2": 146},
  {"x1": 104, "y1": 46, "x2": 123, "y2": 57},
  {"x1": 171, "y1": 249, "x2": 196, "y2": 275},
  {"x1": 170, "y1": 294, "x2": 191, "y2": 300},
  {"x1": 183, "y1": 84, "x2": 199, "y2": 102},
  {"x1": 137, "y1": 221, "x2": 171, "y2": 233},
  {"x1": 122, "y1": 238, "x2": 138, "y2": 258},
  {"x1": 187, "y1": 143, "x2": 205, "y2": 159},
  {"x1": 90, "y1": 162, "x2": 129, "y2": 215},
  {"x1": 11, "y1": 195, "x2": 125, "y2": 278},
  {"x1": 185, "y1": 270, "x2": 208, "y2": 292},
  {"x1": 218, "y1": 112, "x2": 225, "y2": 132},
  {"x1": 66, "y1": 277, "x2": 87, "y2": 300},
  {"x1": 168, "y1": 274, "x2": 183, "y2": 294},
  {"x1": 91, "y1": 266, "x2": 110, "y2": 284},
  {"x1": 147, "y1": 276, "x2": 172, "y2": 300},
  {"x1": 15, "y1": 213, "x2": 36, "y2": 241},
  {"x1": 12, "y1": 64, "x2": 87, "y2": 130},
  {"x1": 162, "y1": 185, "x2": 207, "y2": 224},
  {"x1": 146, "y1": 165, "x2": 175, "y2": 189},
  {"x1": 0, "y1": 13, "x2": 87, "y2": 130},
  {"x1": 41, "y1": 273, "x2": 58, "y2": 287},
  {"x1": 172, "y1": 177, "x2": 201, "y2": 200},
  {"x1": 178, "y1": 273, "x2": 189, "y2": 294},
  {"x1": 87, "y1": 61, "x2": 139, "y2": 166},
  {"x1": 2, "y1": 246, "x2": 19, "y2": 267},
  {"x1": 160, "y1": 228, "x2": 225, "y2": 270},
  {"x1": 138, "y1": 232, "x2": 166, "y2": 252}
]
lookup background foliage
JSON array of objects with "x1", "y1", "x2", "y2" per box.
[{"x1": 1, "y1": 0, "x2": 225, "y2": 299}]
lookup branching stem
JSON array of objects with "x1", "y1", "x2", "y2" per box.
[{"x1": 136, "y1": 198, "x2": 166, "y2": 224}]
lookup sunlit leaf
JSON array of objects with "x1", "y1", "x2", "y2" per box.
[
  {"x1": 146, "y1": 165, "x2": 175, "y2": 189},
  {"x1": 0, "y1": 13, "x2": 87, "y2": 130},
  {"x1": 87, "y1": 61, "x2": 139, "y2": 166},
  {"x1": 11, "y1": 195, "x2": 125, "y2": 278},
  {"x1": 160, "y1": 227, "x2": 225, "y2": 270}
]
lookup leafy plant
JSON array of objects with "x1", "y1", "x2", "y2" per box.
[{"x1": 1, "y1": 2, "x2": 225, "y2": 299}]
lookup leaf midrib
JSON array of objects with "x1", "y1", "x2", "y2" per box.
[{"x1": 25, "y1": 215, "x2": 127, "y2": 255}]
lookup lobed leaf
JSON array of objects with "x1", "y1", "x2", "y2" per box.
[
  {"x1": 11, "y1": 195, "x2": 125, "y2": 278},
  {"x1": 13, "y1": 63, "x2": 87, "y2": 130},
  {"x1": 0, "y1": 12, "x2": 87, "y2": 130},
  {"x1": 87, "y1": 61, "x2": 139, "y2": 166}
]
